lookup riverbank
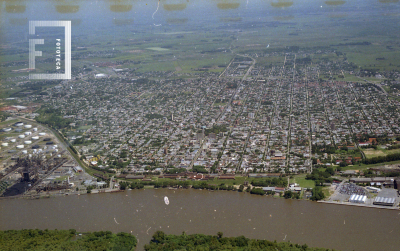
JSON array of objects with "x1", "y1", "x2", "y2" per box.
[
  {"x1": 3, "y1": 184, "x2": 399, "y2": 212},
  {"x1": 318, "y1": 200, "x2": 399, "y2": 210}
]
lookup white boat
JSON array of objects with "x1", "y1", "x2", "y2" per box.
[{"x1": 164, "y1": 196, "x2": 169, "y2": 205}]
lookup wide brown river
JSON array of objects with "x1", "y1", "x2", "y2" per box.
[{"x1": 1, "y1": 189, "x2": 400, "y2": 250}]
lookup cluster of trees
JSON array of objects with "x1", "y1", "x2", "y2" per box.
[
  {"x1": 164, "y1": 167, "x2": 186, "y2": 174},
  {"x1": 284, "y1": 190, "x2": 300, "y2": 199},
  {"x1": 154, "y1": 180, "x2": 190, "y2": 189},
  {"x1": 191, "y1": 165, "x2": 208, "y2": 173},
  {"x1": 69, "y1": 144, "x2": 78, "y2": 155},
  {"x1": 36, "y1": 107, "x2": 73, "y2": 129},
  {"x1": 310, "y1": 187, "x2": 325, "y2": 201},
  {"x1": 144, "y1": 231, "x2": 333, "y2": 251},
  {"x1": 191, "y1": 181, "x2": 211, "y2": 190},
  {"x1": 250, "y1": 188, "x2": 265, "y2": 195},
  {"x1": 305, "y1": 168, "x2": 335, "y2": 186},
  {"x1": 0, "y1": 111, "x2": 9, "y2": 122},
  {"x1": 119, "y1": 181, "x2": 145, "y2": 190},
  {"x1": 312, "y1": 145, "x2": 336, "y2": 154},
  {"x1": 387, "y1": 144, "x2": 400, "y2": 150},
  {"x1": 91, "y1": 166, "x2": 116, "y2": 174},
  {"x1": 119, "y1": 180, "x2": 191, "y2": 190},
  {"x1": 250, "y1": 177, "x2": 287, "y2": 188},
  {"x1": 0, "y1": 229, "x2": 136, "y2": 251},
  {"x1": 204, "y1": 125, "x2": 228, "y2": 136},
  {"x1": 261, "y1": 100, "x2": 273, "y2": 106},
  {"x1": 363, "y1": 152, "x2": 400, "y2": 165}
]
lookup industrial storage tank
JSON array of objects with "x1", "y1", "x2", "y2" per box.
[
  {"x1": 14, "y1": 122, "x2": 24, "y2": 127},
  {"x1": 32, "y1": 136, "x2": 39, "y2": 140},
  {"x1": 1, "y1": 143, "x2": 8, "y2": 146},
  {"x1": 15, "y1": 129, "x2": 22, "y2": 132},
  {"x1": 24, "y1": 141, "x2": 32, "y2": 144},
  {"x1": 24, "y1": 132, "x2": 32, "y2": 136},
  {"x1": 16, "y1": 145, "x2": 24, "y2": 149},
  {"x1": 10, "y1": 139, "x2": 16, "y2": 142},
  {"x1": 1, "y1": 128, "x2": 12, "y2": 132},
  {"x1": 31, "y1": 145, "x2": 40, "y2": 149},
  {"x1": 43, "y1": 138, "x2": 51, "y2": 141},
  {"x1": 24, "y1": 125, "x2": 32, "y2": 129},
  {"x1": 39, "y1": 132, "x2": 46, "y2": 136},
  {"x1": 18, "y1": 135, "x2": 25, "y2": 138},
  {"x1": 33, "y1": 128, "x2": 38, "y2": 132},
  {"x1": 22, "y1": 150, "x2": 28, "y2": 154}
]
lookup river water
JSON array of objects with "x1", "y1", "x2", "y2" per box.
[{"x1": 1, "y1": 189, "x2": 400, "y2": 251}]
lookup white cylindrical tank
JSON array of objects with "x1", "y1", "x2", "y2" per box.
[
  {"x1": 29, "y1": 154, "x2": 32, "y2": 158},
  {"x1": 54, "y1": 145, "x2": 58, "y2": 148},
  {"x1": 10, "y1": 138, "x2": 16, "y2": 142},
  {"x1": 24, "y1": 132, "x2": 32, "y2": 136},
  {"x1": 18, "y1": 135, "x2": 25, "y2": 138},
  {"x1": 24, "y1": 125, "x2": 32, "y2": 129},
  {"x1": 33, "y1": 149, "x2": 37, "y2": 153},
  {"x1": 16, "y1": 145, "x2": 24, "y2": 149},
  {"x1": 24, "y1": 141, "x2": 32, "y2": 144},
  {"x1": 15, "y1": 122, "x2": 23, "y2": 127},
  {"x1": 32, "y1": 136, "x2": 39, "y2": 140},
  {"x1": 33, "y1": 128, "x2": 38, "y2": 132},
  {"x1": 22, "y1": 150, "x2": 28, "y2": 154},
  {"x1": 39, "y1": 132, "x2": 46, "y2": 136},
  {"x1": 1, "y1": 143, "x2": 8, "y2": 146}
]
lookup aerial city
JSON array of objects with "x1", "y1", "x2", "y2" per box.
[{"x1": 1, "y1": 0, "x2": 400, "y2": 250}]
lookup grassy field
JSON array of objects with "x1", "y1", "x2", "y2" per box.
[
  {"x1": 363, "y1": 147, "x2": 400, "y2": 158},
  {"x1": 322, "y1": 186, "x2": 334, "y2": 198},
  {"x1": 0, "y1": 119, "x2": 18, "y2": 127},
  {"x1": 289, "y1": 174, "x2": 315, "y2": 189}
]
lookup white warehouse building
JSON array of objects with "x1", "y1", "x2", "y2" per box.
[{"x1": 349, "y1": 194, "x2": 367, "y2": 204}]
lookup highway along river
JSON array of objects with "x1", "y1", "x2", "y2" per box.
[{"x1": 1, "y1": 189, "x2": 400, "y2": 251}]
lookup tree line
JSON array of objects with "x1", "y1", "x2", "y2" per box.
[
  {"x1": 144, "y1": 231, "x2": 336, "y2": 251},
  {"x1": 0, "y1": 229, "x2": 136, "y2": 251},
  {"x1": 363, "y1": 152, "x2": 400, "y2": 165}
]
